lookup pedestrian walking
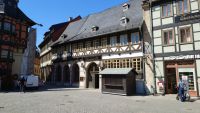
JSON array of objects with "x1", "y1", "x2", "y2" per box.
[
  {"x1": 18, "y1": 76, "x2": 26, "y2": 93},
  {"x1": 177, "y1": 77, "x2": 185, "y2": 102}
]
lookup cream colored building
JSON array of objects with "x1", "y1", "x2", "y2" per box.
[{"x1": 143, "y1": 0, "x2": 200, "y2": 97}]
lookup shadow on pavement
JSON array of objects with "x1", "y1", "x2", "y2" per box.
[{"x1": 0, "y1": 84, "x2": 86, "y2": 93}]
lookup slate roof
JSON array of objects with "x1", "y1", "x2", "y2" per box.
[
  {"x1": 52, "y1": 16, "x2": 89, "y2": 46},
  {"x1": 52, "y1": 0, "x2": 143, "y2": 46}
]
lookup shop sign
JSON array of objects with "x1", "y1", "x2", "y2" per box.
[
  {"x1": 166, "y1": 54, "x2": 200, "y2": 60},
  {"x1": 175, "y1": 12, "x2": 200, "y2": 23}
]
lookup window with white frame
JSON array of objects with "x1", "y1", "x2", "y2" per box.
[
  {"x1": 120, "y1": 34, "x2": 128, "y2": 46},
  {"x1": 120, "y1": 17, "x2": 129, "y2": 25},
  {"x1": 4, "y1": 22, "x2": 11, "y2": 31},
  {"x1": 180, "y1": 27, "x2": 192, "y2": 43},
  {"x1": 178, "y1": 0, "x2": 190, "y2": 15},
  {"x1": 163, "y1": 30, "x2": 174, "y2": 45},
  {"x1": 162, "y1": 3, "x2": 172, "y2": 17},
  {"x1": 110, "y1": 36, "x2": 117, "y2": 47},
  {"x1": 131, "y1": 33, "x2": 140, "y2": 44}
]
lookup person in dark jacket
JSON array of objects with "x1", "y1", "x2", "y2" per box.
[
  {"x1": 18, "y1": 76, "x2": 26, "y2": 93},
  {"x1": 178, "y1": 77, "x2": 185, "y2": 102}
]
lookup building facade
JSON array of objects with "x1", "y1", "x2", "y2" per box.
[
  {"x1": 34, "y1": 49, "x2": 41, "y2": 77},
  {"x1": 50, "y1": 0, "x2": 154, "y2": 94},
  {"x1": 39, "y1": 16, "x2": 81, "y2": 83},
  {"x1": 144, "y1": 0, "x2": 200, "y2": 96},
  {"x1": 0, "y1": 0, "x2": 35, "y2": 90}
]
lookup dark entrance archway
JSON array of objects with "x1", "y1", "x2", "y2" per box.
[
  {"x1": 86, "y1": 62, "x2": 99, "y2": 88},
  {"x1": 63, "y1": 65, "x2": 70, "y2": 84},
  {"x1": 71, "y1": 63, "x2": 80, "y2": 87},
  {"x1": 55, "y1": 65, "x2": 62, "y2": 82}
]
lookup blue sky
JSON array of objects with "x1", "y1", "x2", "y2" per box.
[{"x1": 19, "y1": 0, "x2": 128, "y2": 47}]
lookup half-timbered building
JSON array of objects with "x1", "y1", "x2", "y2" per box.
[
  {"x1": 143, "y1": 0, "x2": 200, "y2": 96},
  {"x1": 51, "y1": 0, "x2": 153, "y2": 94},
  {"x1": 0, "y1": 0, "x2": 35, "y2": 90},
  {"x1": 39, "y1": 16, "x2": 81, "y2": 83}
]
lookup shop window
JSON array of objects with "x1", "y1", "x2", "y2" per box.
[
  {"x1": 101, "y1": 38, "x2": 107, "y2": 47},
  {"x1": 93, "y1": 39, "x2": 99, "y2": 49},
  {"x1": 131, "y1": 33, "x2": 140, "y2": 44},
  {"x1": 179, "y1": 72, "x2": 195, "y2": 90},
  {"x1": 120, "y1": 34, "x2": 128, "y2": 46},
  {"x1": 163, "y1": 30, "x2": 174, "y2": 45},
  {"x1": 162, "y1": 3, "x2": 172, "y2": 17},
  {"x1": 178, "y1": 0, "x2": 190, "y2": 15},
  {"x1": 4, "y1": 22, "x2": 11, "y2": 31},
  {"x1": 110, "y1": 36, "x2": 117, "y2": 47},
  {"x1": 180, "y1": 27, "x2": 192, "y2": 43}
]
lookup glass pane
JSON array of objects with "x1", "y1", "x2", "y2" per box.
[
  {"x1": 101, "y1": 38, "x2": 107, "y2": 47},
  {"x1": 164, "y1": 32, "x2": 168, "y2": 45},
  {"x1": 180, "y1": 29, "x2": 186, "y2": 43},
  {"x1": 167, "y1": 4, "x2": 171, "y2": 16},
  {"x1": 135, "y1": 34, "x2": 139, "y2": 43},
  {"x1": 169, "y1": 31, "x2": 173, "y2": 44},
  {"x1": 162, "y1": 5, "x2": 167, "y2": 17},
  {"x1": 186, "y1": 28, "x2": 191, "y2": 42},
  {"x1": 131, "y1": 33, "x2": 135, "y2": 44},
  {"x1": 120, "y1": 35, "x2": 128, "y2": 46},
  {"x1": 4, "y1": 22, "x2": 11, "y2": 31},
  {"x1": 179, "y1": 72, "x2": 194, "y2": 90},
  {"x1": 110, "y1": 36, "x2": 117, "y2": 46},
  {"x1": 179, "y1": 1, "x2": 183, "y2": 14},
  {"x1": 184, "y1": 0, "x2": 188, "y2": 13}
]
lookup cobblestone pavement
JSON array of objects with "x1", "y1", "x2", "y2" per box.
[{"x1": 0, "y1": 88, "x2": 200, "y2": 113}]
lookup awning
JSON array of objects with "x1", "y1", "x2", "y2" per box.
[{"x1": 99, "y1": 68, "x2": 135, "y2": 75}]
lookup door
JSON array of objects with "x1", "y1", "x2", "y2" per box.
[
  {"x1": 166, "y1": 68, "x2": 177, "y2": 94},
  {"x1": 95, "y1": 74, "x2": 99, "y2": 88}
]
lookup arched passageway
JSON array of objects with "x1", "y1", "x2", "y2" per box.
[
  {"x1": 86, "y1": 62, "x2": 99, "y2": 88},
  {"x1": 55, "y1": 65, "x2": 62, "y2": 82},
  {"x1": 63, "y1": 65, "x2": 70, "y2": 83},
  {"x1": 70, "y1": 63, "x2": 80, "y2": 87}
]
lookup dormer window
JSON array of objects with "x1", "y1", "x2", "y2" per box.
[
  {"x1": 62, "y1": 34, "x2": 68, "y2": 39},
  {"x1": 91, "y1": 26, "x2": 99, "y2": 32},
  {"x1": 120, "y1": 17, "x2": 129, "y2": 26},
  {"x1": 123, "y1": 3, "x2": 129, "y2": 11}
]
